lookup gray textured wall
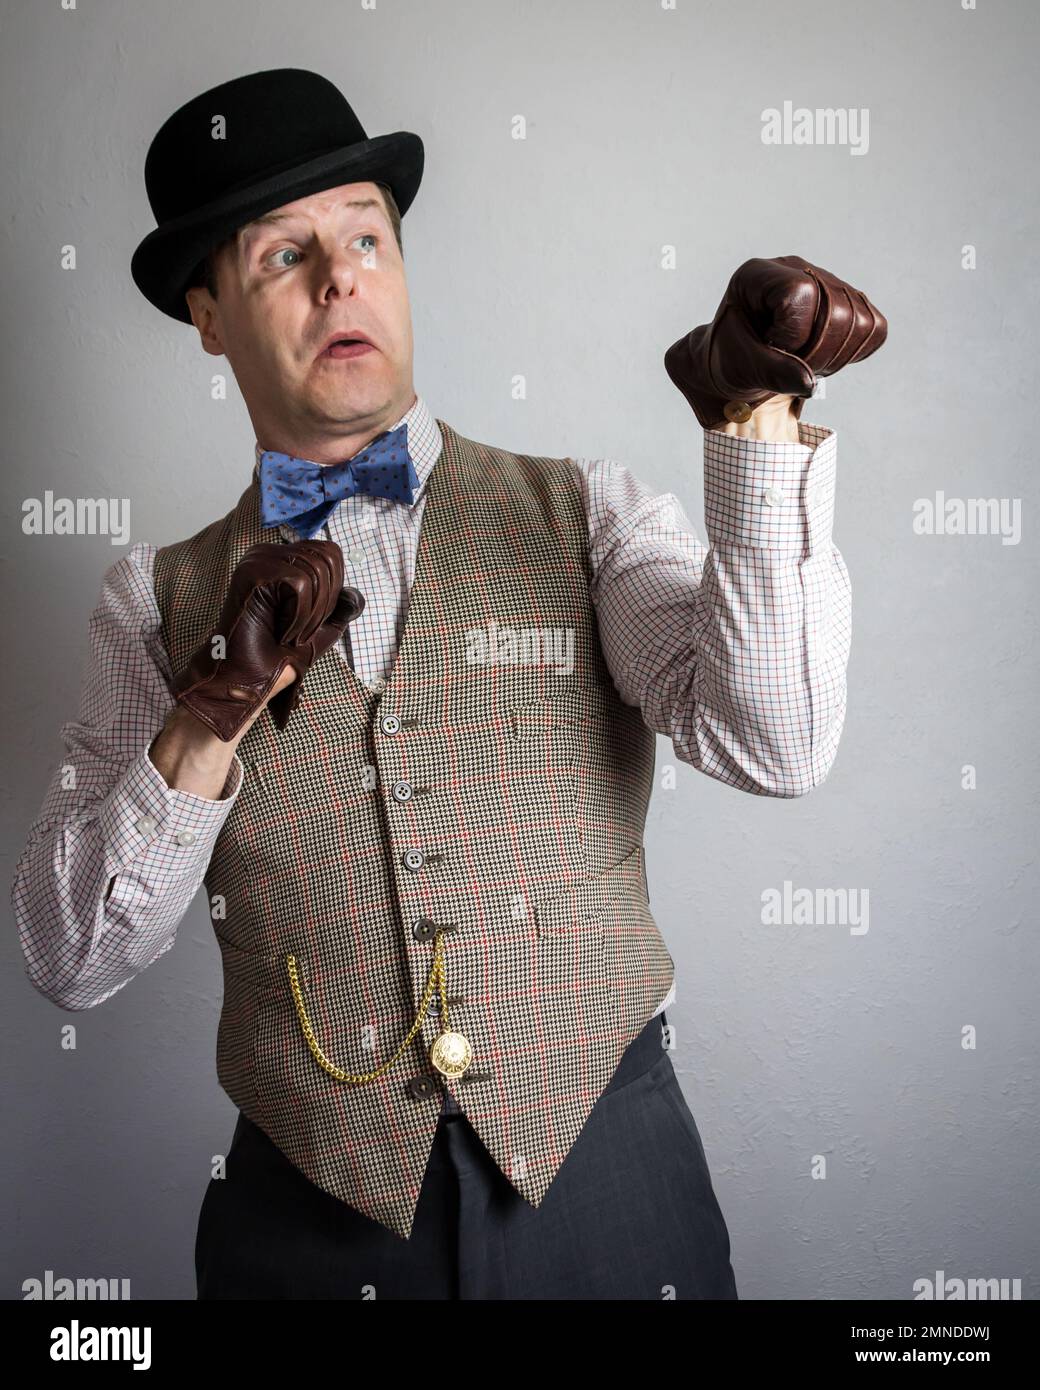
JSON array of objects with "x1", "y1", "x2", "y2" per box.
[{"x1": 3, "y1": 0, "x2": 1036, "y2": 1300}]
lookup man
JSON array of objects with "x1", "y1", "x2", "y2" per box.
[{"x1": 11, "y1": 67, "x2": 886, "y2": 1299}]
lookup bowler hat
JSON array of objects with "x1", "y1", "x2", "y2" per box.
[{"x1": 131, "y1": 67, "x2": 424, "y2": 323}]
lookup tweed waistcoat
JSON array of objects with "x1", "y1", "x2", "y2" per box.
[{"x1": 153, "y1": 419, "x2": 675, "y2": 1240}]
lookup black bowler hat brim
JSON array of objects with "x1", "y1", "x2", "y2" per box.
[{"x1": 130, "y1": 129, "x2": 423, "y2": 325}]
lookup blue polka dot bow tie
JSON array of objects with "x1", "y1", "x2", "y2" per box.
[{"x1": 258, "y1": 422, "x2": 419, "y2": 539}]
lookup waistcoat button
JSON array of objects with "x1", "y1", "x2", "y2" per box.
[
  {"x1": 392, "y1": 780, "x2": 413, "y2": 802},
  {"x1": 402, "y1": 848, "x2": 425, "y2": 871},
  {"x1": 412, "y1": 917, "x2": 437, "y2": 941},
  {"x1": 428, "y1": 995, "x2": 465, "y2": 1015},
  {"x1": 407, "y1": 1075, "x2": 438, "y2": 1101},
  {"x1": 380, "y1": 713, "x2": 401, "y2": 735}
]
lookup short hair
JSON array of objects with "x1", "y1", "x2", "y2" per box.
[{"x1": 186, "y1": 181, "x2": 403, "y2": 301}]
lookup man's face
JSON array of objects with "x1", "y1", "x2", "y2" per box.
[{"x1": 186, "y1": 180, "x2": 414, "y2": 460}]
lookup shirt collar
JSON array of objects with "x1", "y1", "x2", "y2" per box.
[{"x1": 251, "y1": 391, "x2": 442, "y2": 506}]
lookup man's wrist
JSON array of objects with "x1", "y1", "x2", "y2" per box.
[{"x1": 709, "y1": 394, "x2": 801, "y2": 444}]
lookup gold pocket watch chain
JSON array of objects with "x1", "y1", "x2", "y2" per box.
[{"x1": 285, "y1": 927, "x2": 473, "y2": 1084}]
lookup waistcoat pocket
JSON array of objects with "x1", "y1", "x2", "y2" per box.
[
  {"x1": 526, "y1": 848, "x2": 650, "y2": 1038},
  {"x1": 532, "y1": 844, "x2": 646, "y2": 935},
  {"x1": 250, "y1": 945, "x2": 409, "y2": 1112}
]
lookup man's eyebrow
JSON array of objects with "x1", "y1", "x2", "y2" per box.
[{"x1": 242, "y1": 197, "x2": 383, "y2": 240}]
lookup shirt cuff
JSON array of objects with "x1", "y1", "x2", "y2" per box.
[
  {"x1": 97, "y1": 743, "x2": 244, "y2": 879},
  {"x1": 703, "y1": 421, "x2": 837, "y2": 556}
]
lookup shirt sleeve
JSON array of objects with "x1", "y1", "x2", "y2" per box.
[
  {"x1": 9, "y1": 543, "x2": 245, "y2": 1011},
  {"x1": 576, "y1": 420, "x2": 850, "y2": 797}
]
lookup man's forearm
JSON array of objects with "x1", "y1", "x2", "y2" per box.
[
  {"x1": 148, "y1": 706, "x2": 242, "y2": 800},
  {"x1": 149, "y1": 664, "x2": 296, "y2": 797}
]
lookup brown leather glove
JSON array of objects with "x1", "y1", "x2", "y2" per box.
[
  {"x1": 664, "y1": 255, "x2": 888, "y2": 430},
  {"x1": 170, "y1": 540, "x2": 365, "y2": 742}
]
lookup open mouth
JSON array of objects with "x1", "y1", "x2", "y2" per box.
[{"x1": 321, "y1": 338, "x2": 375, "y2": 359}]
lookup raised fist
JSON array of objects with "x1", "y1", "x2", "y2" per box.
[{"x1": 665, "y1": 255, "x2": 887, "y2": 430}]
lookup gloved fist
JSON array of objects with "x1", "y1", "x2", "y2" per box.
[
  {"x1": 664, "y1": 255, "x2": 888, "y2": 431},
  {"x1": 170, "y1": 539, "x2": 365, "y2": 743}
]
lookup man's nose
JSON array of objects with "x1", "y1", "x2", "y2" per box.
[{"x1": 315, "y1": 241, "x2": 361, "y2": 297}]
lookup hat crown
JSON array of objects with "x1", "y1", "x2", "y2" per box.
[{"x1": 145, "y1": 68, "x2": 368, "y2": 224}]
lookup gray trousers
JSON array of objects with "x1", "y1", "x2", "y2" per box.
[{"x1": 195, "y1": 1010, "x2": 738, "y2": 1299}]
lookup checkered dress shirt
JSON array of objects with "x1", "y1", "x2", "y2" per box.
[{"x1": 11, "y1": 392, "x2": 848, "y2": 1014}]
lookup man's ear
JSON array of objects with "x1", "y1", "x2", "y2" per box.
[{"x1": 185, "y1": 287, "x2": 224, "y2": 357}]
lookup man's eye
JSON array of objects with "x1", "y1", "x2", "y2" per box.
[
  {"x1": 354, "y1": 234, "x2": 378, "y2": 252},
  {"x1": 268, "y1": 248, "x2": 301, "y2": 269}
]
